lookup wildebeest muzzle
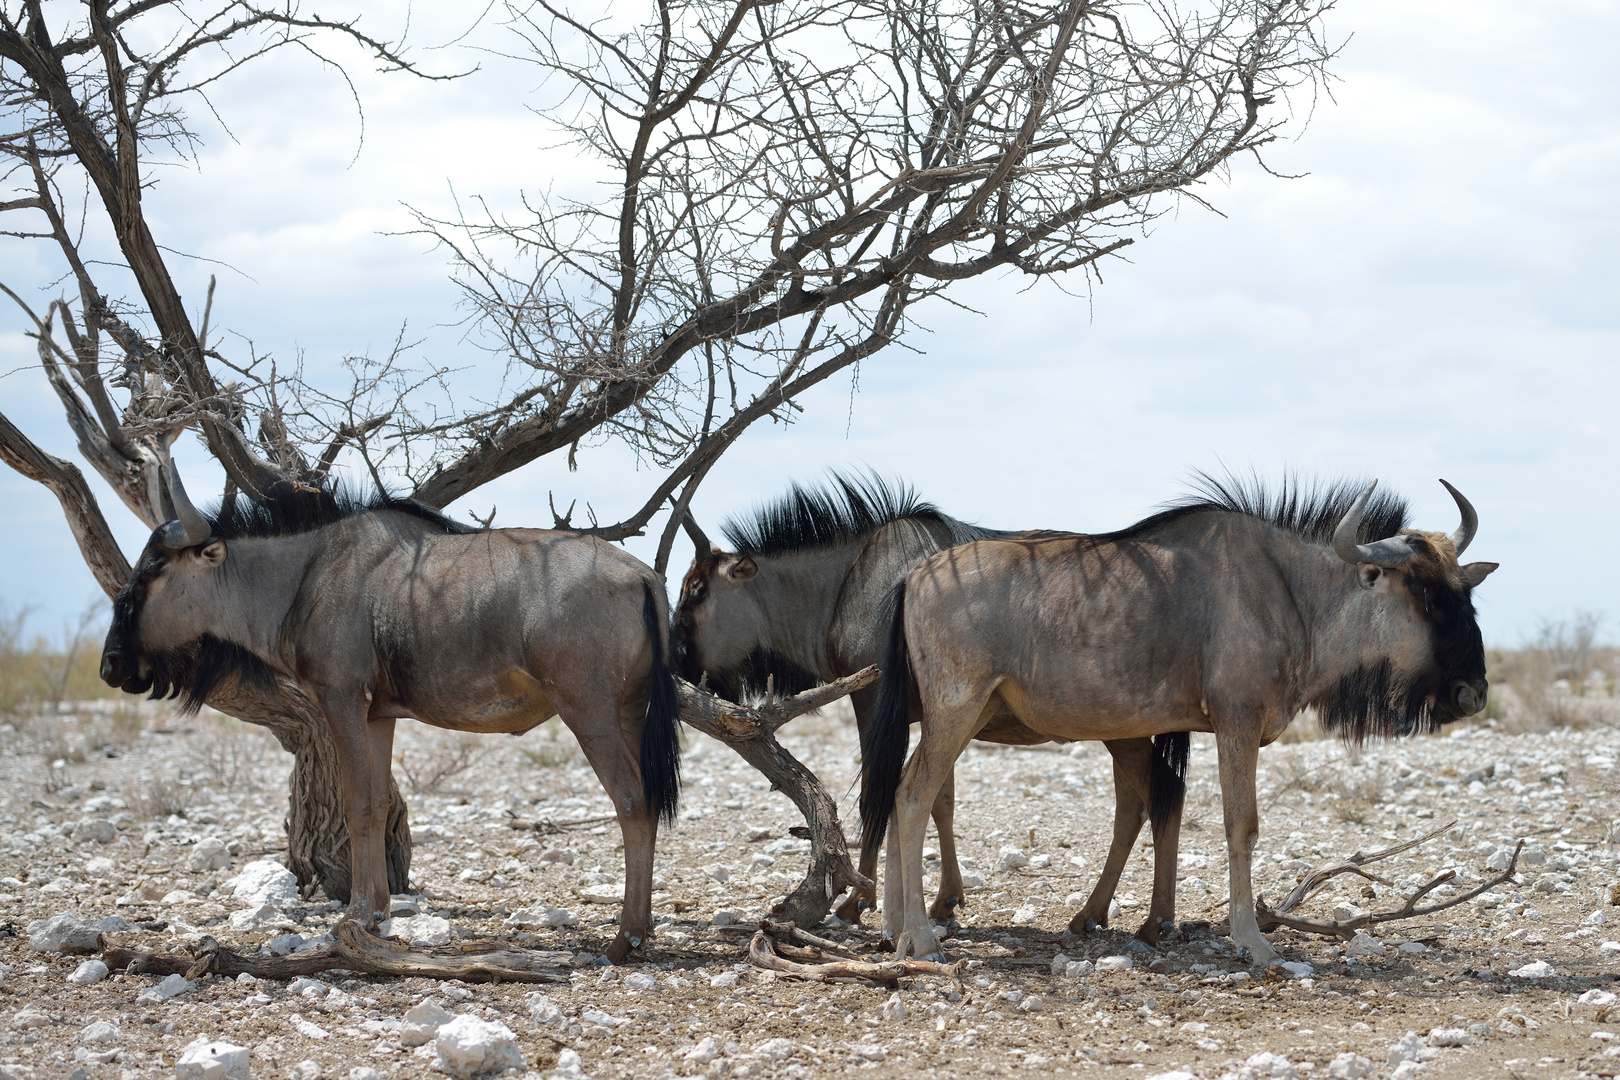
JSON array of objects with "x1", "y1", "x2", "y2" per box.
[{"x1": 1446, "y1": 678, "x2": 1488, "y2": 719}]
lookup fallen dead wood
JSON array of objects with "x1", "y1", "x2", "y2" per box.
[
  {"x1": 746, "y1": 924, "x2": 965, "y2": 988},
  {"x1": 1256, "y1": 830, "x2": 1525, "y2": 941},
  {"x1": 102, "y1": 918, "x2": 572, "y2": 983},
  {"x1": 675, "y1": 667, "x2": 879, "y2": 928},
  {"x1": 505, "y1": 813, "x2": 618, "y2": 833}
]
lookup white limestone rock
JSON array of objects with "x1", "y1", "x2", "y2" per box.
[
  {"x1": 1326, "y1": 1053, "x2": 1372, "y2": 1079},
  {"x1": 879, "y1": 993, "x2": 905, "y2": 1022},
  {"x1": 228, "y1": 906, "x2": 296, "y2": 934},
  {"x1": 228, "y1": 860, "x2": 299, "y2": 909},
  {"x1": 175, "y1": 1039, "x2": 250, "y2": 1080},
  {"x1": 137, "y1": 973, "x2": 193, "y2": 1003},
  {"x1": 432, "y1": 1015, "x2": 524, "y2": 1078},
  {"x1": 67, "y1": 960, "x2": 109, "y2": 986},
  {"x1": 78, "y1": 1021, "x2": 121, "y2": 1046},
  {"x1": 400, "y1": 1001, "x2": 455, "y2": 1047},
  {"x1": 26, "y1": 912, "x2": 122, "y2": 954},
  {"x1": 384, "y1": 914, "x2": 453, "y2": 947},
  {"x1": 1346, "y1": 933, "x2": 1386, "y2": 958},
  {"x1": 187, "y1": 838, "x2": 231, "y2": 872},
  {"x1": 1510, "y1": 960, "x2": 1555, "y2": 979},
  {"x1": 1094, "y1": 955, "x2": 1132, "y2": 972}
]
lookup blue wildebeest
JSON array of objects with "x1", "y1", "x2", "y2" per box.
[
  {"x1": 100, "y1": 458, "x2": 681, "y2": 962},
  {"x1": 674, "y1": 473, "x2": 1190, "y2": 943},
  {"x1": 862, "y1": 476, "x2": 1497, "y2": 963}
]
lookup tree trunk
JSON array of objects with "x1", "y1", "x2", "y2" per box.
[{"x1": 210, "y1": 676, "x2": 411, "y2": 902}]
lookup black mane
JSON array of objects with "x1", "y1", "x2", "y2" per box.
[
  {"x1": 1097, "y1": 471, "x2": 1411, "y2": 547},
  {"x1": 206, "y1": 480, "x2": 479, "y2": 541},
  {"x1": 721, "y1": 471, "x2": 993, "y2": 557}
]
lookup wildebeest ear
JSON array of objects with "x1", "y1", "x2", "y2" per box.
[
  {"x1": 724, "y1": 555, "x2": 758, "y2": 582},
  {"x1": 199, "y1": 540, "x2": 227, "y2": 567},
  {"x1": 1357, "y1": 565, "x2": 1389, "y2": 593},
  {"x1": 1461, "y1": 561, "x2": 1498, "y2": 588}
]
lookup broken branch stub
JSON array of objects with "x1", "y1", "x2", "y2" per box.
[
  {"x1": 102, "y1": 919, "x2": 570, "y2": 984},
  {"x1": 674, "y1": 667, "x2": 879, "y2": 927},
  {"x1": 746, "y1": 925, "x2": 965, "y2": 988}
]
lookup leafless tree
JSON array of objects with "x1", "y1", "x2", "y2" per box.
[{"x1": 1, "y1": 0, "x2": 1337, "y2": 901}]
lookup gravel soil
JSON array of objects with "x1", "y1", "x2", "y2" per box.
[{"x1": 5, "y1": 699, "x2": 1620, "y2": 1080}]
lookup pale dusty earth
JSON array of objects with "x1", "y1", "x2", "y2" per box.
[{"x1": 5, "y1": 695, "x2": 1620, "y2": 1080}]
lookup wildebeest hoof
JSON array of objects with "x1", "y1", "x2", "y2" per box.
[
  {"x1": 947, "y1": 896, "x2": 961, "y2": 909},
  {"x1": 921, "y1": 951, "x2": 948, "y2": 965},
  {"x1": 1160, "y1": 919, "x2": 1177, "y2": 937},
  {"x1": 858, "y1": 899, "x2": 871, "y2": 912}
]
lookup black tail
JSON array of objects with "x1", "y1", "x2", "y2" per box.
[
  {"x1": 1149, "y1": 731, "x2": 1189, "y2": 839},
  {"x1": 860, "y1": 581, "x2": 914, "y2": 862},
  {"x1": 640, "y1": 584, "x2": 682, "y2": 824}
]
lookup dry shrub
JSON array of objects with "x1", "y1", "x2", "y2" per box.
[
  {"x1": 130, "y1": 776, "x2": 190, "y2": 820},
  {"x1": 398, "y1": 731, "x2": 488, "y2": 794},
  {"x1": 1329, "y1": 764, "x2": 1389, "y2": 824},
  {"x1": 0, "y1": 599, "x2": 116, "y2": 713},
  {"x1": 1274, "y1": 708, "x2": 1325, "y2": 744},
  {"x1": 1484, "y1": 613, "x2": 1617, "y2": 733},
  {"x1": 186, "y1": 714, "x2": 270, "y2": 791}
]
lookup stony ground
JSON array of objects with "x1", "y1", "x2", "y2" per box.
[{"x1": 5, "y1": 695, "x2": 1620, "y2": 1080}]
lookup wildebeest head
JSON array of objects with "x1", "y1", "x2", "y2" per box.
[
  {"x1": 671, "y1": 512, "x2": 779, "y2": 699},
  {"x1": 1323, "y1": 479, "x2": 1497, "y2": 737},
  {"x1": 99, "y1": 455, "x2": 258, "y2": 705}
]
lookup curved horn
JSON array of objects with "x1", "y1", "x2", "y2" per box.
[
  {"x1": 1439, "y1": 479, "x2": 1477, "y2": 556},
  {"x1": 1332, "y1": 479, "x2": 1415, "y2": 568},
  {"x1": 681, "y1": 511, "x2": 714, "y2": 557},
  {"x1": 157, "y1": 446, "x2": 212, "y2": 550}
]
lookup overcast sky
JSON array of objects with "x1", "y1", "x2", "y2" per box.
[{"x1": 2, "y1": 0, "x2": 1616, "y2": 650}]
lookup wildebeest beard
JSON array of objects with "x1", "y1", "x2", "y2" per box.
[
  {"x1": 705, "y1": 648, "x2": 821, "y2": 703},
  {"x1": 1315, "y1": 659, "x2": 1446, "y2": 744},
  {"x1": 134, "y1": 635, "x2": 279, "y2": 714}
]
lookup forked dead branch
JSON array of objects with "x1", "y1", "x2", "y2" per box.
[{"x1": 1255, "y1": 822, "x2": 1527, "y2": 941}]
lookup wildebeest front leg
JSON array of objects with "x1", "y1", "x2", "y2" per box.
[
  {"x1": 1214, "y1": 718, "x2": 1277, "y2": 963},
  {"x1": 317, "y1": 690, "x2": 388, "y2": 926},
  {"x1": 364, "y1": 718, "x2": 397, "y2": 921},
  {"x1": 1071, "y1": 739, "x2": 1150, "y2": 936}
]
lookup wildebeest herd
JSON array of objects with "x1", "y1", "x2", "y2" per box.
[{"x1": 98, "y1": 455, "x2": 1497, "y2": 970}]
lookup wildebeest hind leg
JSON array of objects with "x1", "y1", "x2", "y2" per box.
[
  {"x1": 926, "y1": 770, "x2": 965, "y2": 923},
  {"x1": 1141, "y1": 775, "x2": 1181, "y2": 946},
  {"x1": 567, "y1": 705, "x2": 656, "y2": 965},
  {"x1": 1071, "y1": 739, "x2": 1150, "y2": 936},
  {"x1": 1214, "y1": 718, "x2": 1277, "y2": 963}
]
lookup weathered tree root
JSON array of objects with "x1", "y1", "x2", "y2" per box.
[
  {"x1": 1255, "y1": 827, "x2": 1524, "y2": 941},
  {"x1": 747, "y1": 921, "x2": 964, "y2": 988},
  {"x1": 102, "y1": 918, "x2": 571, "y2": 983},
  {"x1": 675, "y1": 667, "x2": 879, "y2": 927}
]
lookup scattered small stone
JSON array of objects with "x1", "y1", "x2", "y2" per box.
[
  {"x1": 1019, "y1": 995, "x2": 1044, "y2": 1013},
  {"x1": 538, "y1": 848, "x2": 576, "y2": 865},
  {"x1": 229, "y1": 905, "x2": 295, "y2": 933},
  {"x1": 623, "y1": 973, "x2": 657, "y2": 991},
  {"x1": 1277, "y1": 961, "x2": 1314, "y2": 978},
  {"x1": 289, "y1": 1060, "x2": 323, "y2": 1080},
  {"x1": 78, "y1": 1021, "x2": 120, "y2": 1046},
  {"x1": 709, "y1": 971, "x2": 740, "y2": 989},
  {"x1": 1239, "y1": 1050, "x2": 1296, "y2": 1079},
  {"x1": 1387, "y1": 1031, "x2": 1439, "y2": 1065},
  {"x1": 67, "y1": 960, "x2": 109, "y2": 986},
  {"x1": 11, "y1": 1008, "x2": 51, "y2": 1030},
  {"x1": 711, "y1": 910, "x2": 742, "y2": 927},
  {"x1": 348, "y1": 1070, "x2": 382, "y2": 1080},
  {"x1": 1326, "y1": 1052, "x2": 1372, "y2": 1079},
  {"x1": 527, "y1": 993, "x2": 565, "y2": 1028},
  {"x1": 137, "y1": 973, "x2": 193, "y2": 1003},
  {"x1": 576, "y1": 883, "x2": 624, "y2": 904},
  {"x1": 1509, "y1": 960, "x2": 1555, "y2": 979},
  {"x1": 1346, "y1": 933, "x2": 1386, "y2": 958},
  {"x1": 1094, "y1": 955, "x2": 1132, "y2": 972},
  {"x1": 265, "y1": 934, "x2": 305, "y2": 956},
  {"x1": 1427, "y1": 1028, "x2": 1471, "y2": 1047},
  {"x1": 290, "y1": 1015, "x2": 330, "y2": 1040},
  {"x1": 684, "y1": 1037, "x2": 719, "y2": 1065},
  {"x1": 1332, "y1": 902, "x2": 1371, "y2": 922},
  {"x1": 879, "y1": 993, "x2": 905, "y2": 1022},
  {"x1": 1581, "y1": 990, "x2": 1618, "y2": 1007},
  {"x1": 186, "y1": 838, "x2": 231, "y2": 872},
  {"x1": 175, "y1": 1040, "x2": 249, "y2": 1080},
  {"x1": 754, "y1": 1039, "x2": 796, "y2": 1062},
  {"x1": 995, "y1": 846, "x2": 1030, "y2": 872},
  {"x1": 552, "y1": 1049, "x2": 585, "y2": 1079}
]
